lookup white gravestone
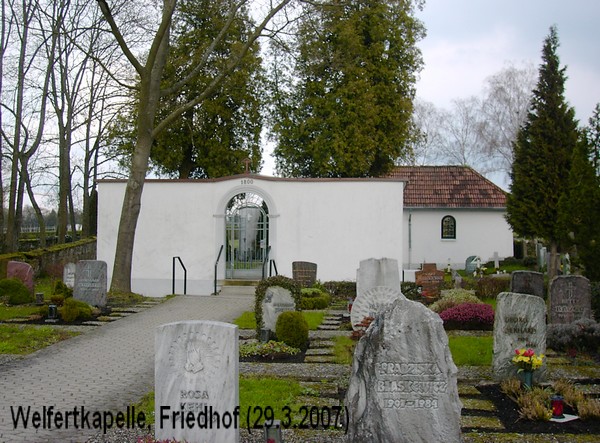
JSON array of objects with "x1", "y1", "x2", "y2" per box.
[
  {"x1": 63, "y1": 262, "x2": 76, "y2": 288},
  {"x1": 350, "y1": 286, "x2": 402, "y2": 331},
  {"x1": 155, "y1": 321, "x2": 239, "y2": 443},
  {"x1": 356, "y1": 258, "x2": 401, "y2": 298},
  {"x1": 346, "y1": 295, "x2": 462, "y2": 442},
  {"x1": 261, "y1": 286, "x2": 296, "y2": 331},
  {"x1": 492, "y1": 292, "x2": 547, "y2": 383}
]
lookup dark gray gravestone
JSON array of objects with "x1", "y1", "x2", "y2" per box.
[
  {"x1": 510, "y1": 271, "x2": 544, "y2": 298},
  {"x1": 7, "y1": 261, "x2": 34, "y2": 294},
  {"x1": 346, "y1": 295, "x2": 462, "y2": 442},
  {"x1": 292, "y1": 261, "x2": 317, "y2": 288},
  {"x1": 465, "y1": 256, "x2": 480, "y2": 274},
  {"x1": 155, "y1": 321, "x2": 238, "y2": 443},
  {"x1": 74, "y1": 260, "x2": 107, "y2": 307},
  {"x1": 549, "y1": 275, "x2": 592, "y2": 324},
  {"x1": 63, "y1": 262, "x2": 76, "y2": 288},
  {"x1": 492, "y1": 292, "x2": 546, "y2": 383}
]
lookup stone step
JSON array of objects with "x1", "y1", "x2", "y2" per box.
[
  {"x1": 310, "y1": 340, "x2": 336, "y2": 349},
  {"x1": 305, "y1": 348, "x2": 334, "y2": 356},
  {"x1": 317, "y1": 325, "x2": 340, "y2": 331},
  {"x1": 304, "y1": 355, "x2": 337, "y2": 364}
]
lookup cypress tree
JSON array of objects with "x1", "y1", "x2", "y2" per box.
[{"x1": 506, "y1": 26, "x2": 579, "y2": 277}]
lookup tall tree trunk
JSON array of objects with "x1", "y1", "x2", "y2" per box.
[{"x1": 109, "y1": 13, "x2": 172, "y2": 293}]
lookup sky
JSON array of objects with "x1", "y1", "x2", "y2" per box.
[
  {"x1": 415, "y1": 0, "x2": 600, "y2": 119},
  {"x1": 262, "y1": 0, "x2": 600, "y2": 175}
]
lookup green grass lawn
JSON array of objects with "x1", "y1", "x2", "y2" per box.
[
  {"x1": 448, "y1": 335, "x2": 493, "y2": 366},
  {"x1": 0, "y1": 324, "x2": 79, "y2": 354},
  {"x1": 0, "y1": 305, "x2": 41, "y2": 321},
  {"x1": 332, "y1": 335, "x2": 355, "y2": 364},
  {"x1": 234, "y1": 310, "x2": 326, "y2": 330}
]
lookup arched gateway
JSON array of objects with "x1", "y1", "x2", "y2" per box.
[{"x1": 225, "y1": 192, "x2": 269, "y2": 279}]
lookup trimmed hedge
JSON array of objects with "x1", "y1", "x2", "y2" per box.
[
  {"x1": 298, "y1": 288, "x2": 331, "y2": 310},
  {"x1": 429, "y1": 289, "x2": 480, "y2": 313},
  {"x1": 59, "y1": 298, "x2": 93, "y2": 322},
  {"x1": 254, "y1": 276, "x2": 301, "y2": 336},
  {"x1": 547, "y1": 318, "x2": 600, "y2": 352}
]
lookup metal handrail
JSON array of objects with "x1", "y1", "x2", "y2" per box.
[
  {"x1": 214, "y1": 245, "x2": 224, "y2": 295},
  {"x1": 270, "y1": 259, "x2": 278, "y2": 277},
  {"x1": 172, "y1": 256, "x2": 187, "y2": 295},
  {"x1": 262, "y1": 245, "x2": 271, "y2": 279}
]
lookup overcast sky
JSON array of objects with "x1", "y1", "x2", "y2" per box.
[{"x1": 416, "y1": 0, "x2": 600, "y2": 120}]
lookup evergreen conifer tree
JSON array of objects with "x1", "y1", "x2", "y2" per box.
[{"x1": 506, "y1": 26, "x2": 579, "y2": 277}]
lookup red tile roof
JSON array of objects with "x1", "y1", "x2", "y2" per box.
[{"x1": 388, "y1": 166, "x2": 507, "y2": 208}]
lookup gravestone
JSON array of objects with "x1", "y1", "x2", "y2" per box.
[
  {"x1": 356, "y1": 258, "x2": 400, "y2": 297},
  {"x1": 73, "y1": 260, "x2": 107, "y2": 307},
  {"x1": 292, "y1": 261, "x2": 317, "y2": 287},
  {"x1": 492, "y1": 292, "x2": 546, "y2": 383},
  {"x1": 510, "y1": 271, "x2": 544, "y2": 298},
  {"x1": 155, "y1": 321, "x2": 238, "y2": 443},
  {"x1": 63, "y1": 262, "x2": 76, "y2": 288},
  {"x1": 261, "y1": 286, "x2": 296, "y2": 331},
  {"x1": 549, "y1": 275, "x2": 592, "y2": 324},
  {"x1": 465, "y1": 256, "x2": 480, "y2": 274},
  {"x1": 7, "y1": 261, "x2": 34, "y2": 294},
  {"x1": 350, "y1": 286, "x2": 402, "y2": 330},
  {"x1": 346, "y1": 294, "x2": 462, "y2": 442},
  {"x1": 415, "y1": 263, "x2": 445, "y2": 297}
]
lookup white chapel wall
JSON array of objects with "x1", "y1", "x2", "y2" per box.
[
  {"x1": 402, "y1": 208, "x2": 513, "y2": 272},
  {"x1": 98, "y1": 177, "x2": 404, "y2": 297}
]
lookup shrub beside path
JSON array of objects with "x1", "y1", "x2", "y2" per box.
[{"x1": 0, "y1": 294, "x2": 253, "y2": 443}]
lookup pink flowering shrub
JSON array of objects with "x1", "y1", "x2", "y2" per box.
[{"x1": 439, "y1": 302, "x2": 494, "y2": 330}]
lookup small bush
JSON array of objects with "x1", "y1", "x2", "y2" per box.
[
  {"x1": 298, "y1": 288, "x2": 331, "y2": 310},
  {"x1": 400, "y1": 282, "x2": 421, "y2": 300},
  {"x1": 0, "y1": 278, "x2": 33, "y2": 305},
  {"x1": 50, "y1": 294, "x2": 65, "y2": 306},
  {"x1": 275, "y1": 311, "x2": 309, "y2": 350},
  {"x1": 52, "y1": 280, "x2": 73, "y2": 298},
  {"x1": 552, "y1": 379, "x2": 585, "y2": 407},
  {"x1": 547, "y1": 318, "x2": 600, "y2": 352},
  {"x1": 475, "y1": 276, "x2": 510, "y2": 299},
  {"x1": 578, "y1": 398, "x2": 600, "y2": 420},
  {"x1": 429, "y1": 289, "x2": 480, "y2": 313},
  {"x1": 59, "y1": 298, "x2": 93, "y2": 322},
  {"x1": 439, "y1": 303, "x2": 494, "y2": 330},
  {"x1": 517, "y1": 387, "x2": 552, "y2": 421}
]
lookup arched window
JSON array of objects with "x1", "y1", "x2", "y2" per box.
[{"x1": 441, "y1": 215, "x2": 456, "y2": 239}]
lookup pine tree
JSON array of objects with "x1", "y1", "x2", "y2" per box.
[
  {"x1": 557, "y1": 139, "x2": 600, "y2": 280},
  {"x1": 271, "y1": 0, "x2": 425, "y2": 177},
  {"x1": 506, "y1": 26, "x2": 579, "y2": 277}
]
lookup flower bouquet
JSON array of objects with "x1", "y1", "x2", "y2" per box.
[
  {"x1": 512, "y1": 348, "x2": 545, "y2": 372},
  {"x1": 512, "y1": 348, "x2": 544, "y2": 389}
]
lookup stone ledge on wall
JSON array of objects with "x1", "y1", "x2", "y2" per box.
[{"x1": 0, "y1": 237, "x2": 96, "y2": 278}]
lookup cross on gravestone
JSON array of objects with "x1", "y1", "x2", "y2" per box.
[{"x1": 243, "y1": 158, "x2": 251, "y2": 173}]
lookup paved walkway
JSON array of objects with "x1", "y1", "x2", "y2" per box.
[{"x1": 0, "y1": 294, "x2": 253, "y2": 443}]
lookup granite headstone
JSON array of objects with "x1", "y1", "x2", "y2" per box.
[
  {"x1": 415, "y1": 263, "x2": 445, "y2": 297},
  {"x1": 492, "y1": 292, "x2": 546, "y2": 382},
  {"x1": 155, "y1": 321, "x2": 239, "y2": 443},
  {"x1": 510, "y1": 271, "x2": 544, "y2": 298},
  {"x1": 346, "y1": 295, "x2": 462, "y2": 442},
  {"x1": 74, "y1": 260, "x2": 107, "y2": 307},
  {"x1": 261, "y1": 286, "x2": 296, "y2": 331},
  {"x1": 63, "y1": 262, "x2": 76, "y2": 288},
  {"x1": 356, "y1": 258, "x2": 400, "y2": 298},
  {"x1": 292, "y1": 261, "x2": 318, "y2": 288},
  {"x1": 350, "y1": 286, "x2": 402, "y2": 331},
  {"x1": 549, "y1": 275, "x2": 592, "y2": 324},
  {"x1": 465, "y1": 256, "x2": 480, "y2": 274},
  {"x1": 7, "y1": 261, "x2": 34, "y2": 294}
]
